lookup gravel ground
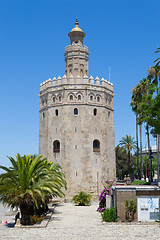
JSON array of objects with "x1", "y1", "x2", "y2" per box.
[{"x1": 0, "y1": 201, "x2": 160, "y2": 240}]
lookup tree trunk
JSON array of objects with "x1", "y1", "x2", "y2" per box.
[
  {"x1": 20, "y1": 203, "x2": 34, "y2": 225},
  {"x1": 146, "y1": 124, "x2": 150, "y2": 180},
  {"x1": 128, "y1": 150, "x2": 131, "y2": 175},
  {"x1": 136, "y1": 114, "x2": 140, "y2": 179},
  {"x1": 140, "y1": 124, "x2": 143, "y2": 179},
  {"x1": 158, "y1": 134, "x2": 160, "y2": 182}
]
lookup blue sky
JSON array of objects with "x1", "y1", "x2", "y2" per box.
[{"x1": 0, "y1": 0, "x2": 160, "y2": 168}]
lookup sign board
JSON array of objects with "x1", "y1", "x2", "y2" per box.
[{"x1": 138, "y1": 196, "x2": 159, "y2": 221}]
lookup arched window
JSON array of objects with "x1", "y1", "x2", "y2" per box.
[
  {"x1": 70, "y1": 95, "x2": 73, "y2": 101},
  {"x1": 59, "y1": 96, "x2": 62, "y2": 102},
  {"x1": 94, "y1": 108, "x2": 97, "y2": 116},
  {"x1": 55, "y1": 109, "x2": 58, "y2": 116},
  {"x1": 53, "y1": 140, "x2": 60, "y2": 153},
  {"x1": 74, "y1": 108, "x2": 78, "y2": 115},
  {"x1": 97, "y1": 96, "x2": 100, "y2": 102},
  {"x1": 90, "y1": 96, "x2": 93, "y2": 101},
  {"x1": 78, "y1": 95, "x2": 81, "y2": 100},
  {"x1": 53, "y1": 97, "x2": 55, "y2": 103},
  {"x1": 43, "y1": 112, "x2": 45, "y2": 119},
  {"x1": 93, "y1": 139, "x2": 100, "y2": 152}
]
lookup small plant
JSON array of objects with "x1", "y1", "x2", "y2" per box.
[
  {"x1": 125, "y1": 200, "x2": 137, "y2": 222},
  {"x1": 30, "y1": 215, "x2": 45, "y2": 224},
  {"x1": 72, "y1": 191, "x2": 91, "y2": 206},
  {"x1": 101, "y1": 207, "x2": 117, "y2": 222}
]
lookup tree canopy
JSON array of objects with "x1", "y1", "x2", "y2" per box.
[{"x1": 0, "y1": 154, "x2": 67, "y2": 225}]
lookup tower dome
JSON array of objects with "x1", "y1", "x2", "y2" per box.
[{"x1": 68, "y1": 19, "x2": 85, "y2": 46}]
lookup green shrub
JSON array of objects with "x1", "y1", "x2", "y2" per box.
[
  {"x1": 101, "y1": 207, "x2": 117, "y2": 222},
  {"x1": 131, "y1": 180, "x2": 147, "y2": 185},
  {"x1": 72, "y1": 191, "x2": 91, "y2": 206}
]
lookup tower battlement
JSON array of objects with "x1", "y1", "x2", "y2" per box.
[{"x1": 40, "y1": 75, "x2": 113, "y2": 92}]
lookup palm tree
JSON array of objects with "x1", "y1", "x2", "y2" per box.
[
  {"x1": 131, "y1": 81, "x2": 147, "y2": 179},
  {"x1": 131, "y1": 85, "x2": 141, "y2": 179},
  {"x1": 154, "y1": 47, "x2": 160, "y2": 66},
  {"x1": 119, "y1": 135, "x2": 137, "y2": 175},
  {"x1": 0, "y1": 154, "x2": 67, "y2": 225},
  {"x1": 131, "y1": 78, "x2": 151, "y2": 179}
]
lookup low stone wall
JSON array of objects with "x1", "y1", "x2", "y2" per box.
[{"x1": 113, "y1": 185, "x2": 160, "y2": 222}]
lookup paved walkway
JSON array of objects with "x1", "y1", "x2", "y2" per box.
[{"x1": 0, "y1": 201, "x2": 160, "y2": 240}]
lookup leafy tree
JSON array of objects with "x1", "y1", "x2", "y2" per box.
[
  {"x1": 138, "y1": 66, "x2": 160, "y2": 181},
  {"x1": 116, "y1": 145, "x2": 128, "y2": 179},
  {"x1": 0, "y1": 154, "x2": 67, "y2": 225},
  {"x1": 119, "y1": 135, "x2": 137, "y2": 175},
  {"x1": 130, "y1": 47, "x2": 160, "y2": 182}
]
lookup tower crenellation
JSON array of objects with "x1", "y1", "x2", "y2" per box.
[
  {"x1": 39, "y1": 20, "x2": 116, "y2": 198},
  {"x1": 40, "y1": 75, "x2": 114, "y2": 91}
]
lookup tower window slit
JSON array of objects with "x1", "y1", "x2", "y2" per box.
[
  {"x1": 94, "y1": 108, "x2": 97, "y2": 116},
  {"x1": 55, "y1": 109, "x2": 58, "y2": 116},
  {"x1": 74, "y1": 108, "x2": 78, "y2": 115}
]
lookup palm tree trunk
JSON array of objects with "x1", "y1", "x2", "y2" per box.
[
  {"x1": 157, "y1": 134, "x2": 160, "y2": 183},
  {"x1": 128, "y1": 150, "x2": 131, "y2": 175},
  {"x1": 20, "y1": 202, "x2": 34, "y2": 225},
  {"x1": 146, "y1": 124, "x2": 150, "y2": 179},
  {"x1": 140, "y1": 124, "x2": 143, "y2": 179},
  {"x1": 136, "y1": 114, "x2": 140, "y2": 179}
]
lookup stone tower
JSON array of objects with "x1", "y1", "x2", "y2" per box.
[{"x1": 39, "y1": 20, "x2": 116, "y2": 198}]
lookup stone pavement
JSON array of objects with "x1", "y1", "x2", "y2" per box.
[{"x1": 0, "y1": 201, "x2": 160, "y2": 240}]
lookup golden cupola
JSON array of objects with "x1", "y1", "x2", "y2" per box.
[{"x1": 68, "y1": 19, "x2": 85, "y2": 46}]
